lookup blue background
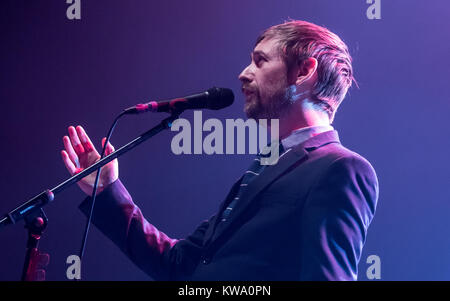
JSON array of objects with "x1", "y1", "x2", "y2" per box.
[{"x1": 0, "y1": 0, "x2": 449, "y2": 280}]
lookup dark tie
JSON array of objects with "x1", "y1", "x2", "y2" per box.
[{"x1": 220, "y1": 142, "x2": 285, "y2": 221}]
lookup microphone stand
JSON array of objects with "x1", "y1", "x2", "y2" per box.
[{"x1": 0, "y1": 112, "x2": 181, "y2": 280}]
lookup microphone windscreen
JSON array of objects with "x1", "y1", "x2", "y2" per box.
[{"x1": 207, "y1": 87, "x2": 235, "y2": 110}]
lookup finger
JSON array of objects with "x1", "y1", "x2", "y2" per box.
[
  {"x1": 76, "y1": 125, "x2": 97, "y2": 154},
  {"x1": 61, "y1": 150, "x2": 77, "y2": 175},
  {"x1": 101, "y1": 137, "x2": 115, "y2": 156},
  {"x1": 63, "y1": 135, "x2": 80, "y2": 168},
  {"x1": 68, "y1": 126, "x2": 85, "y2": 156}
]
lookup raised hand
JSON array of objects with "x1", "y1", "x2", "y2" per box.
[{"x1": 61, "y1": 125, "x2": 119, "y2": 196}]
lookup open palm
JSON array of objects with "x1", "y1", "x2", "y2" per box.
[{"x1": 61, "y1": 125, "x2": 118, "y2": 196}]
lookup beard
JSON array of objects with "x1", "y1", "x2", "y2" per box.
[{"x1": 244, "y1": 86, "x2": 293, "y2": 121}]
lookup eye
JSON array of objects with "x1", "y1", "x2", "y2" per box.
[{"x1": 254, "y1": 55, "x2": 266, "y2": 67}]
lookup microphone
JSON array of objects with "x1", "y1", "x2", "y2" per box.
[{"x1": 124, "y1": 87, "x2": 234, "y2": 115}]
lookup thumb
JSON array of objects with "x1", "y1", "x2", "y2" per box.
[{"x1": 101, "y1": 137, "x2": 115, "y2": 156}]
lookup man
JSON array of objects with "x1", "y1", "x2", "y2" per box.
[{"x1": 61, "y1": 20, "x2": 379, "y2": 280}]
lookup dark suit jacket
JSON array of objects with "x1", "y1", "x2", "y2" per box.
[{"x1": 80, "y1": 130, "x2": 379, "y2": 280}]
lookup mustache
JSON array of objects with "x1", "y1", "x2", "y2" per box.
[{"x1": 241, "y1": 85, "x2": 257, "y2": 93}]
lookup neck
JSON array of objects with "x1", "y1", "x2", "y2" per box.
[{"x1": 276, "y1": 101, "x2": 330, "y2": 139}]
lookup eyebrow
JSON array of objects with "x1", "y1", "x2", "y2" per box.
[{"x1": 251, "y1": 50, "x2": 270, "y2": 59}]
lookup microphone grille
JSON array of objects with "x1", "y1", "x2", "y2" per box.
[{"x1": 207, "y1": 87, "x2": 235, "y2": 110}]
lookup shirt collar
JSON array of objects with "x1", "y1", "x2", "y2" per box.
[{"x1": 281, "y1": 124, "x2": 334, "y2": 150}]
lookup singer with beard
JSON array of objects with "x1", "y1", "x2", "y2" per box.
[{"x1": 61, "y1": 20, "x2": 379, "y2": 280}]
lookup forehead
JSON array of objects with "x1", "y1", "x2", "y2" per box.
[{"x1": 253, "y1": 38, "x2": 281, "y2": 58}]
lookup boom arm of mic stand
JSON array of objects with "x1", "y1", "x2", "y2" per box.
[{"x1": 0, "y1": 113, "x2": 180, "y2": 229}]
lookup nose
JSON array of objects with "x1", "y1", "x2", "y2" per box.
[{"x1": 238, "y1": 64, "x2": 253, "y2": 83}]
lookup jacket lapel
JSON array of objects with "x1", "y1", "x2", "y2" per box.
[
  {"x1": 209, "y1": 147, "x2": 307, "y2": 242},
  {"x1": 203, "y1": 176, "x2": 243, "y2": 245},
  {"x1": 203, "y1": 130, "x2": 341, "y2": 247}
]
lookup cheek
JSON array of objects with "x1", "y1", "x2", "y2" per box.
[{"x1": 258, "y1": 72, "x2": 287, "y2": 98}]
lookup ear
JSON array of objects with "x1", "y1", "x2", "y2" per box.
[{"x1": 295, "y1": 57, "x2": 318, "y2": 86}]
